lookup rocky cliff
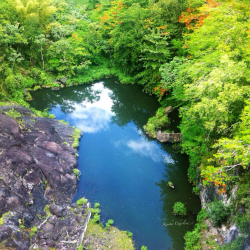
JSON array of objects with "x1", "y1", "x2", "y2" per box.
[
  {"x1": 198, "y1": 182, "x2": 250, "y2": 249},
  {"x1": 0, "y1": 105, "x2": 88, "y2": 250}
]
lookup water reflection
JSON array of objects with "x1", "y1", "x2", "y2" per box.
[
  {"x1": 29, "y1": 78, "x2": 200, "y2": 250},
  {"x1": 126, "y1": 138, "x2": 169, "y2": 163},
  {"x1": 156, "y1": 152, "x2": 201, "y2": 249},
  {"x1": 68, "y1": 82, "x2": 114, "y2": 133}
]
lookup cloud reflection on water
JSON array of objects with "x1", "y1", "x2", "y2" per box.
[
  {"x1": 70, "y1": 82, "x2": 115, "y2": 133},
  {"x1": 126, "y1": 138, "x2": 174, "y2": 163}
]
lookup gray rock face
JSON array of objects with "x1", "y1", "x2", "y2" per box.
[
  {"x1": 155, "y1": 131, "x2": 182, "y2": 143},
  {"x1": 0, "y1": 105, "x2": 87, "y2": 250},
  {"x1": 145, "y1": 106, "x2": 182, "y2": 143},
  {"x1": 199, "y1": 181, "x2": 243, "y2": 246},
  {"x1": 59, "y1": 77, "x2": 68, "y2": 84}
]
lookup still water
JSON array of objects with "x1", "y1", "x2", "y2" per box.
[{"x1": 29, "y1": 78, "x2": 201, "y2": 250}]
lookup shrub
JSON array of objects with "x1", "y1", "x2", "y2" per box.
[
  {"x1": 126, "y1": 231, "x2": 133, "y2": 238},
  {"x1": 208, "y1": 200, "x2": 230, "y2": 227},
  {"x1": 143, "y1": 107, "x2": 169, "y2": 137},
  {"x1": 73, "y1": 168, "x2": 81, "y2": 179},
  {"x1": 92, "y1": 213, "x2": 100, "y2": 224},
  {"x1": 105, "y1": 219, "x2": 114, "y2": 230},
  {"x1": 30, "y1": 226, "x2": 38, "y2": 237},
  {"x1": 173, "y1": 202, "x2": 187, "y2": 216},
  {"x1": 184, "y1": 208, "x2": 208, "y2": 249},
  {"x1": 192, "y1": 186, "x2": 200, "y2": 195},
  {"x1": 91, "y1": 208, "x2": 100, "y2": 214},
  {"x1": 184, "y1": 228, "x2": 201, "y2": 250},
  {"x1": 76, "y1": 197, "x2": 87, "y2": 206},
  {"x1": 4, "y1": 74, "x2": 25, "y2": 94},
  {"x1": 94, "y1": 203, "x2": 100, "y2": 208}
]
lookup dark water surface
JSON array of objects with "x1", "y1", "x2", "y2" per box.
[{"x1": 29, "y1": 78, "x2": 201, "y2": 250}]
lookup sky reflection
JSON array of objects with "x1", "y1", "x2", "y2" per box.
[
  {"x1": 127, "y1": 138, "x2": 164, "y2": 162},
  {"x1": 70, "y1": 82, "x2": 114, "y2": 133}
]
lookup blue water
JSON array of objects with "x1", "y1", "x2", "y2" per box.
[{"x1": 29, "y1": 79, "x2": 201, "y2": 250}]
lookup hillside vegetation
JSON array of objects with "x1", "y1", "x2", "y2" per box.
[{"x1": 0, "y1": 0, "x2": 250, "y2": 248}]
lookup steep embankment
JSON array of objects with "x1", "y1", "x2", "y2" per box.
[{"x1": 0, "y1": 105, "x2": 89, "y2": 249}]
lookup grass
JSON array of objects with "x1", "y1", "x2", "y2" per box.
[
  {"x1": 84, "y1": 219, "x2": 135, "y2": 250},
  {"x1": 58, "y1": 119, "x2": 69, "y2": 125},
  {"x1": 71, "y1": 127, "x2": 82, "y2": 148},
  {"x1": 5, "y1": 108, "x2": 22, "y2": 119},
  {"x1": 0, "y1": 211, "x2": 10, "y2": 225}
]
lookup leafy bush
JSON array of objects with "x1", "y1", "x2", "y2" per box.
[
  {"x1": 184, "y1": 208, "x2": 209, "y2": 249},
  {"x1": 91, "y1": 202, "x2": 101, "y2": 224},
  {"x1": 76, "y1": 197, "x2": 87, "y2": 206},
  {"x1": 73, "y1": 168, "x2": 81, "y2": 179},
  {"x1": 91, "y1": 208, "x2": 100, "y2": 214},
  {"x1": 208, "y1": 200, "x2": 230, "y2": 227},
  {"x1": 187, "y1": 165, "x2": 198, "y2": 185},
  {"x1": 143, "y1": 107, "x2": 169, "y2": 137},
  {"x1": 30, "y1": 226, "x2": 38, "y2": 237},
  {"x1": 105, "y1": 219, "x2": 114, "y2": 230},
  {"x1": 184, "y1": 227, "x2": 202, "y2": 250},
  {"x1": 4, "y1": 74, "x2": 25, "y2": 94},
  {"x1": 126, "y1": 231, "x2": 133, "y2": 238},
  {"x1": 173, "y1": 202, "x2": 187, "y2": 216},
  {"x1": 192, "y1": 186, "x2": 200, "y2": 195},
  {"x1": 220, "y1": 235, "x2": 248, "y2": 250},
  {"x1": 94, "y1": 203, "x2": 100, "y2": 208},
  {"x1": 92, "y1": 213, "x2": 100, "y2": 224}
]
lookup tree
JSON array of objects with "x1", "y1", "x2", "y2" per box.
[
  {"x1": 34, "y1": 34, "x2": 47, "y2": 69},
  {"x1": 8, "y1": 49, "x2": 24, "y2": 72}
]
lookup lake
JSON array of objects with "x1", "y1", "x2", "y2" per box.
[{"x1": 29, "y1": 78, "x2": 201, "y2": 250}]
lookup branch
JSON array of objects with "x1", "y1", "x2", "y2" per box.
[{"x1": 219, "y1": 163, "x2": 241, "y2": 172}]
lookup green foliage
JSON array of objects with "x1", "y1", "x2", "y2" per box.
[
  {"x1": 73, "y1": 168, "x2": 81, "y2": 179},
  {"x1": 173, "y1": 202, "x2": 187, "y2": 216},
  {"x1": 141, "y1": 246, "x2": 147, "y2": 250},
  {"x1": 43, "y1": 204, "x2": 52, "y2": 217},
  {"x1": 0, "y1": 0, "x2": 249, "y2": 247},
  {"x1": 184, "y1": 208, "x2": 208, "y2": 250},
  {"x1": 187, "y1": 165, "x2": 198, "y2": 185},
  {"x1": 92, "y1": 213, "x2": 101, "y2": 224},
  {"x1": 126, "y1": 231, "x2": 133, "y2": 238},
  {"x1": 94, "y1": 203, "x2": 100, "y2": 208},
  {"x1": 143, "y1": 107, "x2": 169, "y2": 137},
  {"x1": 5, "y1": 108, "x2": 22, "y2": 119},
  {"x1": 76, "y1": 197, "x2": 88, "y2": 206},
  {"x1": 31, "y1": 108, "x2": 55, "y2": 118},
  {"x1": 91, "y1": 208, "x2": 101, "y2": 215},
  {"x1": 158, "y1": 57, "x2": 187, "y2": 102},
  {"x1": 71, "y1": 127, "x2": 81, "y2": 148},
  {"x1": 207, "y1": 200, "x2": 231, "y2": 227},
  {"x1": 0, "y1": 211, "x2": 10, "y2": 225},
  {"x1": 30, "y1": 226, "x2": 38, "y2": 237},
  {"x1": 58, "y1": 119, "x2": 69, "y2": 125},
  {"x1": 220, "y1": 235, "x2": 248, "y2": 250},
  {"x1": 4, "y1": 74, "x2": 25, "y2": 94},
  {"x1": 105, "y1": 219, "x2": 114, "y2": 230},
  {"x1": 234, "y1": 173, "x2": 250, "y2": 235},
  {"x1": 91, "y1": 202, "x2": 101, "y2": 223},
  {"x1": 168, "y1": 181, "x2": 174, "y2": 188},
  {"x1": 77, "y1": 245, "x2": 84, "y2": 250},
  {"x1": 192, "y1": 186, "x2": 200, "y2": 195}
]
